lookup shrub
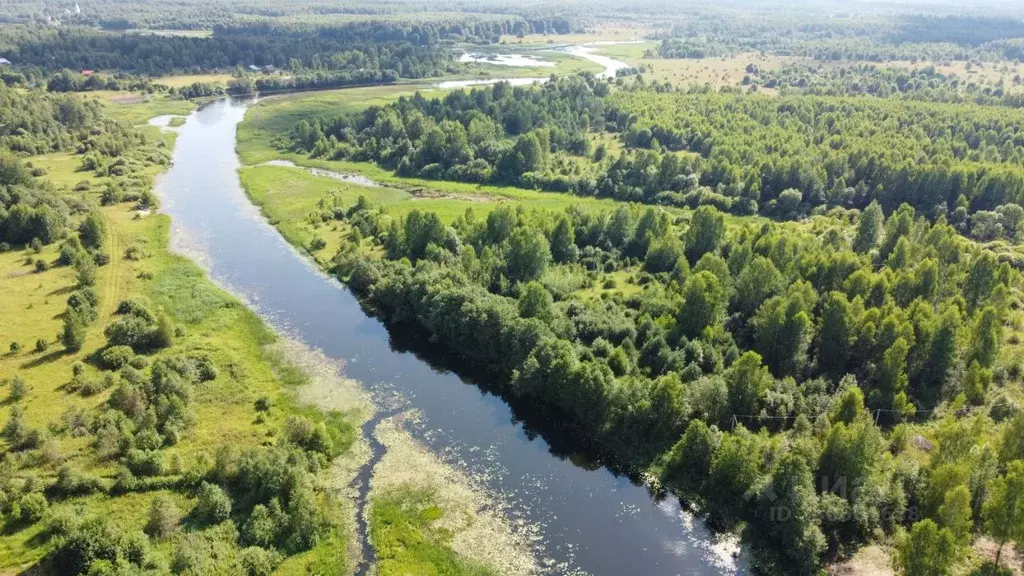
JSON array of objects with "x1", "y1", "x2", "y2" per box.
[
  {"x1": 52, "y1": 465, "x2": 104, "y2": 497},
  {"x1": 241, "y1": 503, "x2": 279, "y2": 548},
  {"x1": 124, "y1": 245, "x2": 145, "y2": 261},
  {"x1": 43, "y1": 505, "x2": 79, "y2": 538},
  {"x1": 137, "y1": 190, "x2": 158, "y2": 210},
  {"x1": 8, "y1": 342, "x2": 21, "y2": 354},
  {"x1": 60, "y1": 311, "x2": 88, "y2": 352},
  {"x1": 9, "y1": 376, "x2": 27, "y2": 401},
  {"x1": 99, "y1": 346, "x2": 135, "y2": 370},
  {"x1": 73, "y1": 180, "x2": 92, "y2": 192},
  {"x1": 104, "y1": 316, "x2": 154, "y2": 350},
  {"x1": 58, "y1": 237, "x2": 84, "y2": 266},
  {"x1": 75, "y1": 257, "x2": 97, "y2": 286},
  {"x1": 240, "y1": 546, "x2": 281, "y2": 576},
  {"x1": 49, "y1": 516, "x2": 148, "y2": 575},
  {"x1": 115, "y1": 298, "x2": 154, "y2": 321},
  {"x1": 309, "y1": 236, "x2": 327, "y2": 251},
  {"x1": 19, "y1": 492, "x2": 49, "y2": 524},
  {"x1": 145, "y1": 496, "x2": 181, "y2": 539},
  {"x1": 125, "y1": 449, "x2": 165, "y2": 477},
  {"x1": 30, "y1": 167, "x2": 47, "y2": 177},
  {"x1": 151, "y1": 315, "x2": 175, "y2": 349},
  {"x1": 254, "y1": 397, "x2": 271, "y2": 412},
  {"x1": 196, "y1": 482, "x2": 232, "y2": 524},
  {"x1": 100, "y1": 186, "x2": 120, "y2": 205},
  {"x1": 34, "y1": 259, "x2": 48, "y2": 273},
  {"x1": 283, "y1": 416, "x2": 333, "y2": 456},
  {"x1": 30, "y1": 237, "x2": 42, "y2": 253},
  {"x1": 67, "y1": 287, "x2": 99, "y2": 312},
  {"x1": 92, "y1": 251, "x2": 110, "y2": 266},
  {"x1": 34, "y1": 338, "x2": 49, "y2": 353}
]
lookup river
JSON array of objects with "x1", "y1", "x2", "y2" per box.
[{"x1": 155, "y1": 52, "x2": 748, "y2": 576}]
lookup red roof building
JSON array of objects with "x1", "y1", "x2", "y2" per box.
[{"x1": 81, "y1": 69, "x2": 94, "y2": 76}]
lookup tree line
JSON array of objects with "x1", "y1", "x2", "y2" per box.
[
  {"x1": 745, "y1": 63, "x2": 1024, "y2": 109},
  {"x1": 0, "y1": 23, "x2": 454, "y2": 77},
  {"x1": 319, "y1": 190, "x2": 1023, "y2": 574},
  {"x1": 289, "y1": 74, "x2": 1024, "y2": 228}
]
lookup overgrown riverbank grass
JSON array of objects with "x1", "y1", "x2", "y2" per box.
[
  {"x1": 455, "y1": 48, "x2": 603, "y2": 78},
  {"x1": 370, "y1": 487, "x2": 497, "y2": 576},
  {"x1": 81, "y1": 91, "x2": 197, "y2": 126},
  {"x1": 238, "y1": 84, "x2": 430, "y2": 164}
]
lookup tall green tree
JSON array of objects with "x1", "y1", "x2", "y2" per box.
[
  {"x1": 78, "y1": 212, "x2": 106, "y2": 250},
  {"x1": 751, "y1": 454, "x2": 826, "y2": 575},
  {"x1": 984, "y1": 461, "x2": 1024, "y2": 568},
  {"x1": 726, "y1": 351, "x2": 773, "y2": 418},
  {"x1": 971, "y1": 306, "x2": 1001, "y2": 368},
  {"x1": 678, "y1": 271, "x2": 726, "y2": 339},
  {"x1": 733, "y1": 256, "x2": 783, "y2": 317},
  {"x1": 753, "y1": 283, "x2": 816, "y2": 377},
  {"x1": 518, "y1": 281, "x2": 554, "y2": 323},
  {"x1": 506, "y1": 227, "x2": 551, "y2": 283},
  {"x1": 549, "y1": 216, "x2": 577, "y2": 264},
  {"x1": 663, "y1": 420, "x2": 720, "y2": 499},
  {"x1": 684, "y1": 206, "x2": 725, "y2": 264},
  {"x1": 817, "y1": 292, "x2": 853, "y2": 378},
  {"x1": 897, "y1": 519, "x2": 958, "y2": 576},
  {"x1": 853, "y1": 200, "x2": 884, "y2": 253}
]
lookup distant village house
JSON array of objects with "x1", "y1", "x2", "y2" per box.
[
  {"x1": 81, "y1": 69, "x2": 94, "y2": 76},
  {"x1": 0, "y1": 58, "x2": 11, "y2": 66}
]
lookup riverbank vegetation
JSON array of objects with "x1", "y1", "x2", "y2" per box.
[
  {"x1": 237, "y1": 45, "x2": 1024, "y2": 572},
  {"x1": 281, "y1": 74, "x2": 1024, "y2": 245},
  {"x1": 9, "y1": 0, "x2": 1024, "y2": 573},
  {"x1": 0, "y1": 81, "x2": 366, "y2": 575}
]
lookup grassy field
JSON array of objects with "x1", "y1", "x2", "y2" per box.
[
  {"x1": 153, "y1": 73, "x2": 233, "y2": 88},
  {"x1": 0, "y1": 93, "x2": 367, "y2": 573},
  {"x1": 455, "y1": 48, "x2": 603, "y2": 78},
  {"x1": 499, "y1": 24, "x2": 655, "y2": 46},
  {"x1": 238, "y1": 84, "x2": 429, "y2": 164},
  {"x1": 81, "y1": 91, "x2": 197, "y2": 126},
  {"x1": 125, "y1": 29, "x2": 213, "y2": 38}
]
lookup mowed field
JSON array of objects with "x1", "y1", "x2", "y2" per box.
[{"x1": 153, "y1": 73, "x2": 234, "y2": 88}]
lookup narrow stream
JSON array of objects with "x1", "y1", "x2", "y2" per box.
[{"x1": 155, "y1": 59, "x2": 748, "y2": 576}]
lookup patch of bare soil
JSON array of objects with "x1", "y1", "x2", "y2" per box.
[
  {"x1": 975, "y1": 537, "x2": 1024, "y2": 575},
  {"x1": 408, "y1": 187, "x2": 498, "y2": 203},
  {"x1": 110, "y1": 95, "x2": 146, "y2": 104}
]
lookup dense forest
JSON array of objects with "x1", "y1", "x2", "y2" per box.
[
  {"x1": 322, "y1": 191, "x2": 1018, "y2": 574},
  {"x1": 0, "y1": 23, "x2": 456, "y2": 77},
  {"x1": 289, "y1": 74, "x2": 1024, "y2": 243},
  {"x1": 654, "y1": 12, "x2": 1024, "y2": 63},
  {"x1": 0, "y1": 0, "x2": 586, "y2": 34},
  {"x1": 744, "y1": 64, "x2": 1024, "y2": 108}
]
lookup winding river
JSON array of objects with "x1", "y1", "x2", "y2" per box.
[{"x1": 155, "y1": 45, "x2": 748, "y2": 576}]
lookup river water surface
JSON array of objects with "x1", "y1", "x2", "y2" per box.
[{"x1": 156, "y1": 79, "x2": 747, "y2": 576}]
